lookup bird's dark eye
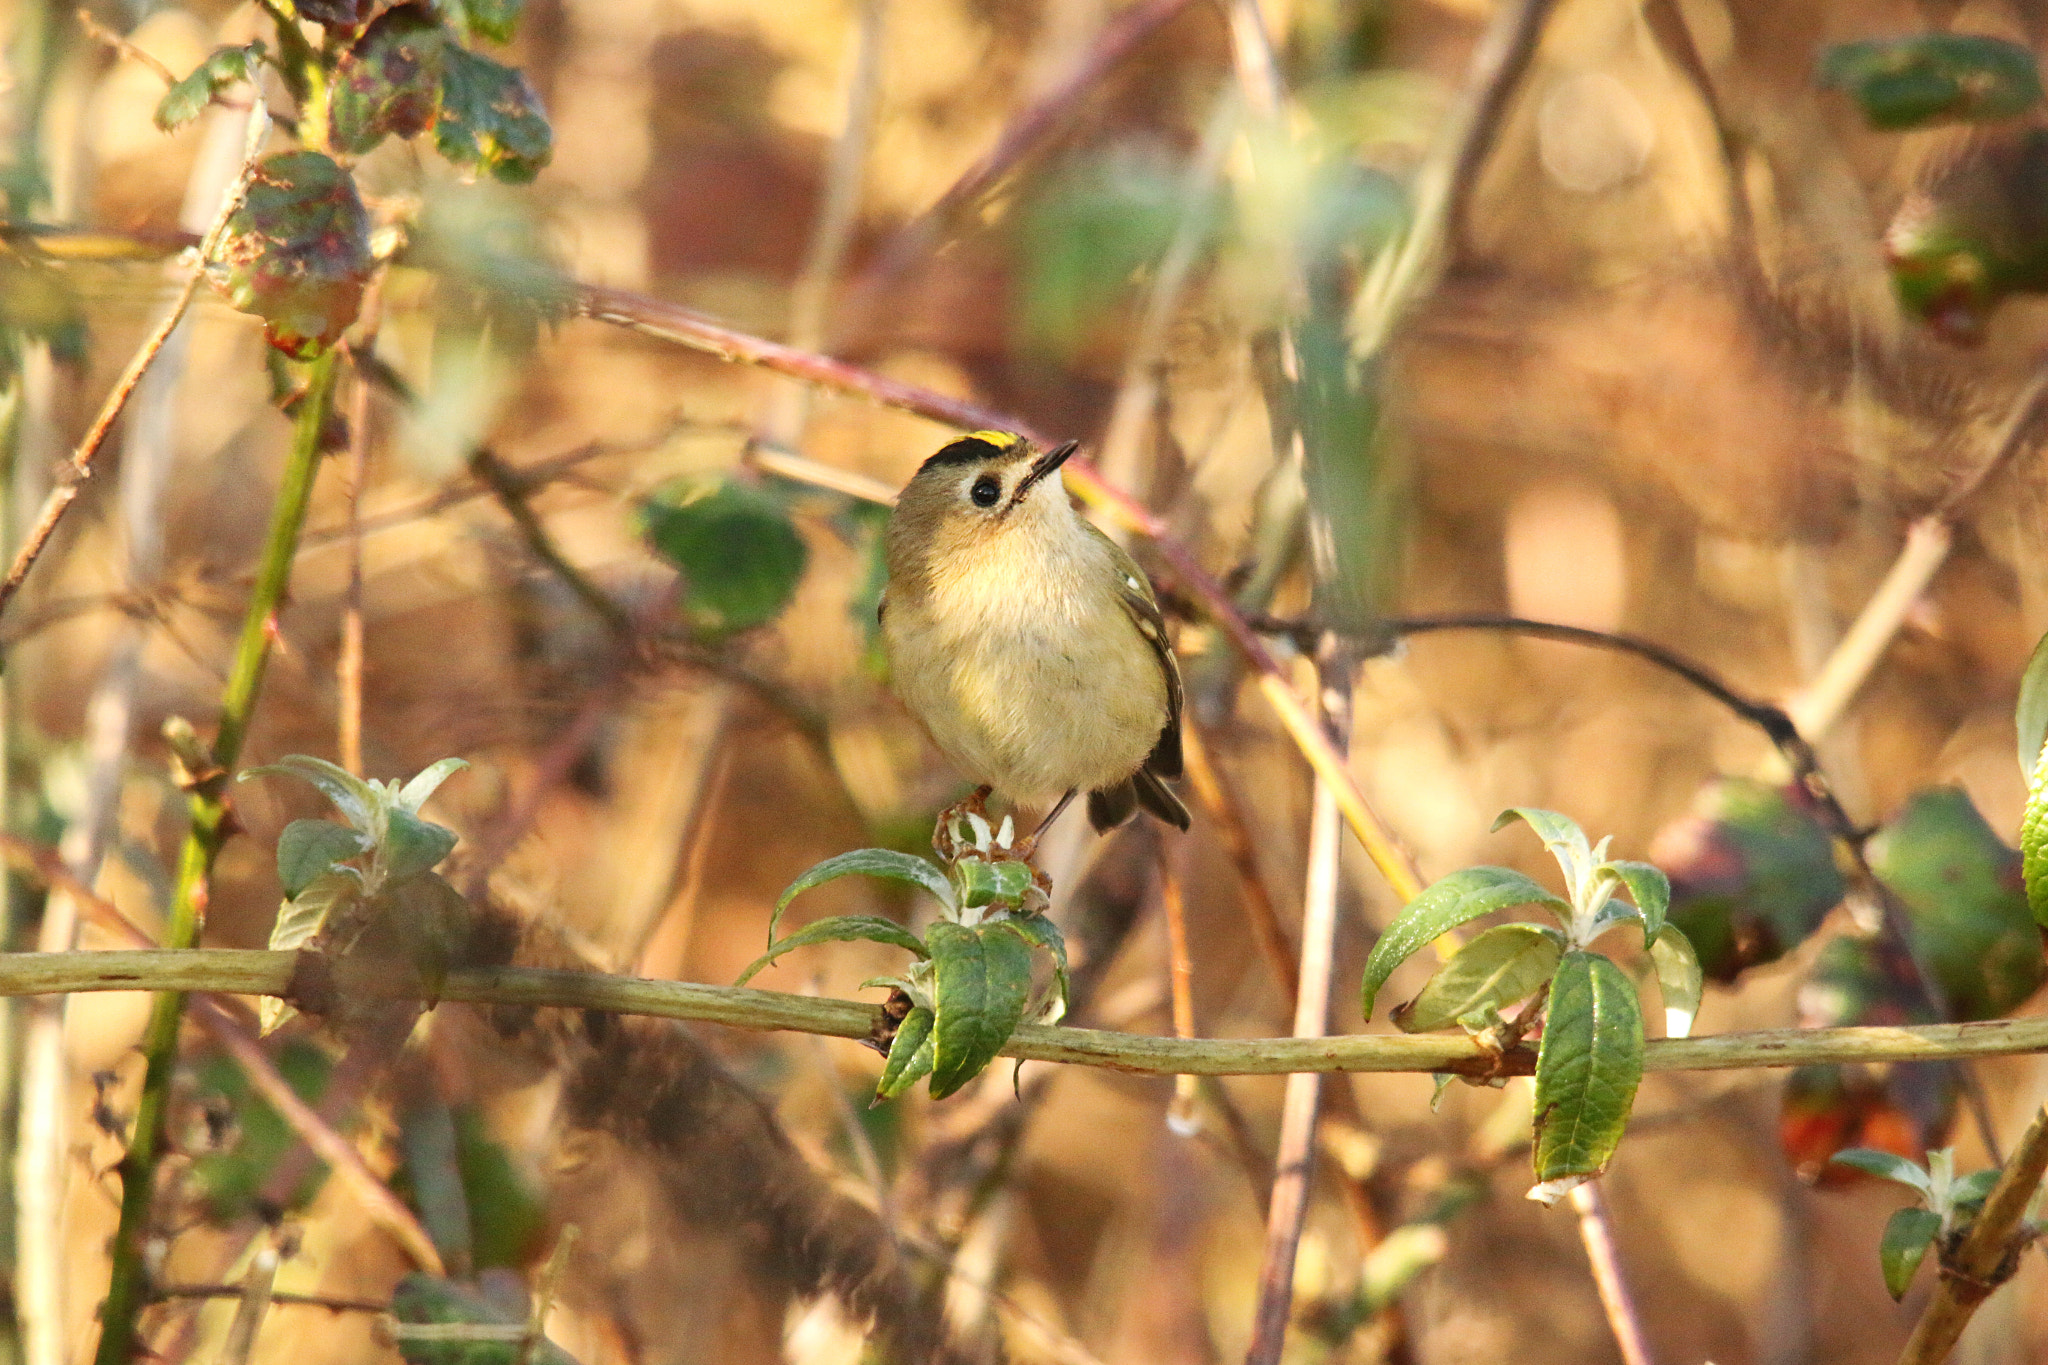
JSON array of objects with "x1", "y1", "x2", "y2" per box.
[{"x1": 969, "y1": 474, "x2": 1002, "y2": 507}]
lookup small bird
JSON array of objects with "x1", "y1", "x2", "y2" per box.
[{"x1": 880, "y1": 430, "x2": 1190, "y2": 837}]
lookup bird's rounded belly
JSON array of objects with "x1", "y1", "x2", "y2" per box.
[{"x1": 892, "y1": 615, "x2": 1164, "y2": 808}]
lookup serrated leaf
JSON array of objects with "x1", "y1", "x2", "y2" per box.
[
  {"x1": 1361, "y1": 867, "x2": 1571, "y2": 1017},
  {"x1": 384, "y1": 808, "x2": 458, "y2": 882},
  {"x1": 397, "y1": 757, "x2": 470, "y2": 813},
  {"x1": 1648, "y1": 925, "x2": 1703, "y2": 1039},
  {"x1": 1599, "y1": 860, "x2": 1670, "y2": 944},
  {"x1": 329, "y1": 6, "x2": 447, "y2": 158},
  {"x1": 769, "y1": 848, "x2": 955, "y2": 948},
  {"x1": 734, "y1": 915, "x2": 930, "y2": 987},
  {"x1": 435, "y1": 45, "x2": 552, "y2": 184},
  {"x1": 927, "y1": 921, "x2": 1034, "y2": 1099},
  {"x1": 1819, "y1": 34, "x2": 2042, "y2": 130},
  {"x1": 638, "y1": 477, "x2": 808, "y2": 638},
  {"x1": 874, "y1": 1005, "x2": 936, "y2": 1102},
  {"x1": 155, "y1": 43, "x2": 264, "y2": 132},
  {"x1": 1879, "y1": 1206, "x2": 1943, "y2": 1300},
  {"x1": 954, "y1": 857, "x2": 1036, "y2": 910},
  {"x1": 1392, "y1": 923, "x2": 1562, "y2": 1034},
  {"x1": 276, "y1": 819, "x2": 372, "y2": 898},
  {"x1": 243, "y1": 754, "x2": 379, "y2": 830},
  {"x1": 209, "y1": 152, "x2": 372, "y2": 359},
  {"x1": 997, "y1": 912, "x2": 1070, "y2": 1019},
  {"x1": 1531, "y1": 951, "x2": 1643, "y2": 1188},
  {"x1": 1830, "y1": 1147, "x2": 1936, "y2": 1196}
]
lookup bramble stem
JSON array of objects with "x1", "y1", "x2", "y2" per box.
[
  {"x1": 10, "y1": 948, "x2": 2048, "y2": 1079},
  {"x1": 93, "y1": 350, "x2": 340, "y2": 1365}
]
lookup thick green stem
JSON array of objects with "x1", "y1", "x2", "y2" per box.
[{"x1": 93, "y1": 351, "x2": 338, "y2": 1365}]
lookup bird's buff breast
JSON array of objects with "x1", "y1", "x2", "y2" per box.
[{"x1": 884, "y1": 532, "x2": 1166, "y2": 808}]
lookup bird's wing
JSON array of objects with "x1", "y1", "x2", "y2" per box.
[{"x1": 1086, "y1": 522, "x2": 1183, "y2": 778}]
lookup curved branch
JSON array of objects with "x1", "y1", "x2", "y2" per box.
[{"x1": 14, "y1": 948, "x2": 2048, "y2": 1077}]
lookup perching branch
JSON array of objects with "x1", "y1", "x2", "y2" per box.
[{"x1": 10, "y1": 948, "x2": 2048, "y2": 1078}]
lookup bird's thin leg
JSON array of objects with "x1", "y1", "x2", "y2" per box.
[{"x1": 1014, "y1": 789, "x2": 1078, "y2": 862}]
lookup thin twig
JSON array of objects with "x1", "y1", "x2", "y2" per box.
[
  {"x1": 1157, "y1": 845, "x2": 1200, "y2": 1131},
  {"x1": 73, "y1": 8, "x2": 177, "y2": 86},
  {"x1": 577, "y1": 283, "x2": 1428, "y2": 901},
  {"x1": 469, "y1": 447, "x2": 633, "y2": 638},
  {"x1": 0, "y1": 833, "x2": 444, "y2": 1271},
  {"x1": 1898, "y1": 1105, "x2": 2048, "y2": 1364},
  {"x1": 0, "y1": 101, "x2": 269, "y2": 626},
  {"x1": 1569, "y1": 1181, "x2": 1656, "y2": 1365},
  {"x1": 6, "y1": 948, "x2": 2048, "y2": 1075},
  {"x1": 93, "y1": 348, "x2": 342, "y2": 1365},
  {"x1": 1180, "y1": 717, "x2": 1296, "y2": 997},
  {"x1": 1639, "y1": 0, "x2": 1753, "y2": 260},
  {"x1": 515, "y1": 1227, "x2": 577, "y2": 1365},
  {"x1": 832, "y1": 0, "x2": 1204, "y2": 347},
  {"x1": 219, "y1": 1229, "x2": 284, "y2": 1365},
  {"x1": 151, "y1": 1286, "x2": 385, "y2": 1313}
]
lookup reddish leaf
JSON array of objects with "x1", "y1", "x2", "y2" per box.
[{"x1": 210, "y1": 151, "x2": 372, "y2": 359}]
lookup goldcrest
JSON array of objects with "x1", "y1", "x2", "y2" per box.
[{"x1": 880, "y1": 431, "x2": 1190, "y2": 834}]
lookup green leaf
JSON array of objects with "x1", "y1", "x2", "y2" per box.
[
  {"x1": 276, "y1": 819, "x2": 372, "y2": 898},
  {"x1": 397, "y1": 758, "x2": 470, "y2": 813},
  {"x1": 1531, "y1": 951, "x2": 1644, "y2": 1192},
  {"x1": 435, "y1": 45, "x2": 553, "y2": 184},
  {"x1": 927, "y1": 921, "x2": 1034, "y2": 1099},
  {"x1": 1868, "y1": 787, "x2": 2044, "y2": 1020},
  {"x1": 954, "y1": 857, "x2": 1036, "y2": 910},
  {"x1": 1493, "y1": 807, "x2": 1593, "y2": 879},
  {"x1": 1658, "y1": 779, "x2": 1845, "y2": 980},
  {"x1": 2027, "y1": 769, "x2": 2048, "y2": 930},
  {"x1": 733, "y1": 915, "x2": 929, "y2": 987},
  {"x1": 1391, "y1": 923, "x2": 1562, "y2": 1034},
  {"x1": 209, "y1": 151, "x2": 372, "y2": 359},
  {"x1": 328, "y1": 7, "x2": 446, "y2": 157},
  {"x1": 1361, "y1": 867, "x2": 1571, "y2": 1017},
  {"x1": 1599, "y1": 860, "x2": 1669, "y2": 944},
  {"x1": 1879, "y1": 1206, "x2": 1943, "y2": 1300},
  {"x1": 155, "y1": 43, "x2": 265, "y2": 132},
  {"x1": 433, "y1": 0, "x2": 525, "y2": 43},
  {"x1": 1952, "y1": 1167, "x2": 2000, "y2": 1210},
  {"x1": 1648, "y1": 925, "x2": 1703, "y2": 1040},
  {"x1": 874, "y1": 1005, "x2": 936, "y2": 1102},
  {"x1": 384, "y1": 808, "x2": 459, "y2": 882},
  {"x1": 262, "y1": 872, "x2": 366, "y2": 1031},
  {"x1": 1819, "y1": 34, "x2": 2042, "y2": 130},
  {"x1": 243, "y1": 754, "x2": 379, "y2": 830},
  {"x1": 638, "y1": 476, "x2": 808, "y2": 638},
  {"x1": 997, "y1": 912, "x2": 1070, "y2": 1019},
  {"x1": 769, "y1": 848, "x2": 955, "y2": 947},
  {"x1": 1830, "y1": 1147, "x2": 1935, "y2": 1197}
]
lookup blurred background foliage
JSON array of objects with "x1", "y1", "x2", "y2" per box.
[{"x1": 6, "y1": 0, "x2": 2048, "y2": 1361}]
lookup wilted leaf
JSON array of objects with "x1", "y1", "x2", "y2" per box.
[
  {"x1": 734, "y1": 914, "x2": 930, "y2": 987},
  {"x1": 436, "y1": 45, "x2": 552, "y2": 183},
  {"x1": 210, "y1": 152, "x2": 371, "y2": 358},
  {"x1": 1867, "y1": 786, "x2": 2043, "y2": 1020},
  {"x1": 1819, "y1": 34, "x2": 2042, "y2": 130},
  {"x1": 1879, "y1": 1206, "x2": 1943, "y2": 1300},
  {"x1": 276, "y1": 819, "x2": 372, "y2": 898},
  {"x1": 1530, "y1": 951, "x2": 1643, "y2": 1194},
  {"x1": 1361, "y1": 866, "x2": 1570, "y2": 1017},
  {"x1": 639, "y1": 476, "x2": 808, "y2": 637},
  {"x1": 155, "y1": 43, "x2": 265, "y2": 132},
  {"x1": 1392, "y1": 923, "x2": 1562, "y2": 1034},
  {"x1": 329, "y1": 7, "x2": 447, "y2": 157},
  {"x1": 1653, "y1": 779, "x2": 1845, "y2": 980},
  {"x1": 928, "y1": 921, "x2": 1034, "y2": 1099},
  {"x1": 874, "y1": 1005, "x2": 936, "y2": 1102}
]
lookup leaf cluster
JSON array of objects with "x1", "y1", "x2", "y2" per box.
[
  {"x1": 241, "y1": 756, "x2": 471, "y2": 1033},
  {"x1": 1829, "y1": 1146, "x2": 2022, "y2": 1299},
  {"x1": 740, "y1": 808, "x2": 1068, "y2": 1102}
]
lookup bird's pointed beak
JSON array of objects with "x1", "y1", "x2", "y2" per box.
[{"x1": 1009, "y1": 439, "x2": 1079, "y2": 507}]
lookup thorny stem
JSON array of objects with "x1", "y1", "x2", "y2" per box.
[
  {"x1": 1897, "y1": 1105, "x2": 2048, "y2": 1365},
  {"x1": 6, "y1": 948, "x2": 2048, "y2": 1076},
  {"x1": 0, "y1": 102, "x2": 269, "y2": 629},
  {"x1": 576, "y1": 283, "x2": 1428, "y2": 903},
  {"x1": 93, "y1": 349, "x2": 341, "y2": 1365}
]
